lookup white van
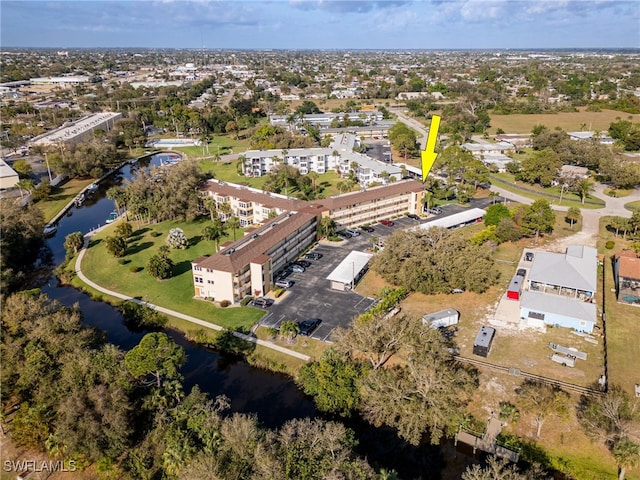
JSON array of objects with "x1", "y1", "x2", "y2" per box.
[{"x1": 346, "y1": 228, "x2": 360, "y2": 237}]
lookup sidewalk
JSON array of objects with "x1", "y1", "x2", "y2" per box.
[{"x1": 74, "y1": 232, "x2": 310, "y2": 361}]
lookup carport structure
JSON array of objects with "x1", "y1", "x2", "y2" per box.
[{"x1": 327, "y1": 251, "x2": 373, "y2": 291}]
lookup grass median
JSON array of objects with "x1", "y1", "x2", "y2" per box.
[{"x1": 77, "y1": 217, "x2": 264, "y2": 332}]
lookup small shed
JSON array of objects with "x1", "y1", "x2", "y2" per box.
[
  {"x1": 326, "y1": 250, "x2": 373, "y2": 291},
  {"x1": 473, "y1": 326, "x2": 496, "y2": 357},
  {"x1": 422, "y1": 308, "x2": 459, "y2": 329},
  {"x1": 506, "y1": 275, "x2": 523, "y2": 300}
]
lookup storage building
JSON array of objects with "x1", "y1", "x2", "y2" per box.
[
  {"x1": 473, "y1": 326, "x2": 496, "y2": 357},
  {"x1": 422, "y1": 308, "x2": 459, "y2": 329}
]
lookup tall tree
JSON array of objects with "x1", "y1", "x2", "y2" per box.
[
  {"x1": 516, "y1": 380, "x2": 570, "y2": 438},
  {"x1": 521, "y1": 199, "x2": 555, "y2": 243},
  {"x1": 226, "y1": 216, "x2": 241, "y2": 241},
  {"x1": 124, "y1": 332, "x2": 186, "y2": 388},
  {"x1": 566, "y1": 207, "x2": 581, "y2": 230},
  {"x1": 612, "y1": 438, "x2": 640, "y2": 480}
]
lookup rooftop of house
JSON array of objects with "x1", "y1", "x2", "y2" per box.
[
  {"x1": 528, "y1": 245, "x2": 598, "y2": 293},
  {"x1": 616, "y1": 250, "x2": 640, "y2": 280}
]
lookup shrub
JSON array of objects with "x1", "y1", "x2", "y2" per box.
[
  {"x1": 219, "y1": 300, "x2": 231, "y2": 308},
  {"x1": 166, "y1": 227, "x2": 189, "y2": 249},
  {"x1": 240, "y1": 296, "x2": 252, "y2": 306},
  {"x1": 129, "y1": 266, "x2": 143, "y2": 273},
  {"x1": 605, "y1": 240, "x2": 615, "y2": 249},
  {"x1": 151, "y1": 231, "x2": 162, "y2": 237},
  {"x1": 118, "y1": 258, "x2": 130, "y2": 265}
]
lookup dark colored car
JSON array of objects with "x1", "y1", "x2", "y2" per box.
[
  {"x1": 336, "y1": 230, "x2": 352, "y2": 238},
  {"x1": 251, "y1": 297, "x2": 274, "y2": 308},
  {"x1": 516, "y1": 268, "x2": 527, "y2": 277},
  {"x1": 407, "y1": 214, "x2": 420, "y2": 220},
  {"x1": 295, "y1": 260, "x2": 311, "y2": 268},
  {"x1": 380, "y1": 220, "x2": 394, "y2": 227},
  {"x1": 305, "y1": 252, "x2": 323, "y2": 260},
  {"x1": 525, "y1": 252, "x2": 534, "y2": 262},
  {"x1": 361, "y1": 226, "x2": 375, "y2": 233},
  {"x1": 297, "y1": 318, "x2": 321, "y2": 336}
]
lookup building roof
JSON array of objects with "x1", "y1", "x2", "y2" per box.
[
  {"x1": 528, "y1": 245, "x2": 597, "y2": 293},
  {"x1": 202, "y1": 180, "x2": 309, "y2": 211},
  {"x1": 326, "y1": 250, "x2": 374, "y2": 284},
  {"x1": 617, "y1": 251, "x2": 640, "y2": 280},
  {"x1": 0, "y1": 159, "x2": 19, "y2": 180},
  {"x1": 473, "y1": 326, "x2": 495, "y2": 347},
  {"x1": 319, "y1": 179, "x2": 423, "y2": 211},
  {"x1": 520, "y1": 290, "x2": 597, "y2": 323},
  {"x1": 193, "y1": 211, "x2": 317, "y2": 273},
  {"x1": 412, "y1": 208, "x2": 486, "y2": 231}
]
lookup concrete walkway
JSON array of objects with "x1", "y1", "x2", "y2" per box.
[{"x1": 74, "y1": 231, "x2": 310, "y2": 361}]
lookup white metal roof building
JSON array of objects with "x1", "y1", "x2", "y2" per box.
[
  {"x1": 520, "y1": 290, "x2": 597, "y2": 333},
  {"x1": 411, "y1": 208, "x2": 486, "y2": 231},
  {"x1": 528, "y1": 245, "x2": 598, "y2": 295},
  {"x1": 327, "y1": 250, "x2": 373, "y2": 291},
  {"x1": 32, "y1": 112, "x2": 122, "y2": 146},
  {"x1": 0, "y1": 159, "x2": 19, "y2": 189}
]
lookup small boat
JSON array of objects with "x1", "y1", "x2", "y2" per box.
[
  {"x1": 105, "y1": 211, "x2": 118, "y2": 224},
  {"x1": 43, "y1": 224, "x2": 58, "y2": 236},
  {"x1": 87, "y1": 182, "x2": 99, "y2": 193},
  {"x1": 75, "y1": 193, "x2": 86, "y2": 207}
]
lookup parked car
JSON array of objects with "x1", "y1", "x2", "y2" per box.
[
  {"x1": 516, "y1": 268, "x2": 527, "y2": 277},
  {"x1": 297, "y1": 318, "x2": 322, "y2": 336},
  {"x1": 407, "y1": 213, "x2": 420, "y2": 220},
  {"x1": 336, "y1": 230, "x2": 352, "y2": 239},
  {"x1": 361, "y1": 226, "x2": 375, "y2": 233},
  {"x1": 380, "y1": 219, "x2": 394, "y2": 227},
  {"x1": 305, "y1": 252, "x2": 323, "y2": 260},
  {"x1": 525, "y1": 252, "x2": 534, "y2": 262},
  {"x1": 346, "y1": 228, "x2": 360, "y2": 236},
  {"x1": 295, "y1": 260, "x2": 311, "y2": 268},
  {"x1": 290, "y1": 264, "x2": 305, "y2": 273},
  {"x1": 451, "y1": 288, "x2": 465, "y2": 294},
  {"x1": 251, "y1": 297, "x2": 274, "y2": 308},
  {"x1": 275, "y1": 279, "x2": 294, "y2": 288},
  {"x1": 427, "y1": 207, "x2": 443, "y2": 215}
]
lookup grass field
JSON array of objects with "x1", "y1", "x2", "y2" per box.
[
  {"x1": 491, "y1": 172, "x2": 606, "y2": 210},
  {"x1": 625, "y1": 200, "x2": 640, "y2": 212},
  {"x1": 38, "y1": 177, "x2": 96, "y2": 222},
  {"x1": 487, "y1": 107, "x2": 640, "y2": 135},
  {"x1": 76, "y1": 217, "x2": 264, "y2": 331}
]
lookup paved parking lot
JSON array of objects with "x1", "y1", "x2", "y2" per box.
[{"x1": 255, "y1": 206, "x2": 497, "y2": 342}]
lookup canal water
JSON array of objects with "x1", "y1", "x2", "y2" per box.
[
  {"x1": 35, "y1": 154, "x2": 466, "y2": 478},
  {"x1": 38, "y1": 154, "x2": 318, "y2": 430}
]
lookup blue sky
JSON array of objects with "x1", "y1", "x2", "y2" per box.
[{"x1": 2, "y1": 1, "x2": 639, "y2": 50}]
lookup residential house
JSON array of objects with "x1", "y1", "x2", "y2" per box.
[
  {"x1": 614, "y1": 250, "x2": 640, "y2": 306},
  {"x1": 519, "y1": 245, "x2": 598, "y2": 332}
]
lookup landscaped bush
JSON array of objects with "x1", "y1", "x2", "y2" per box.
[
  {"x1": 129, "y1": 266, "x2": 143, "y2": 273},
  {"x1": 219, "y1": 300, "x2": 231, "y2": 308},
  {"x1": 151, "y1": 231, "x2": 162, "y2": 237},
  {"x1": 118, "y1": 258, "x2": 130, "y2": 265},
  {"x1": 240, "y1": 296, "x2": 252, "y2": 306},
  {"x1": 605, "y1": 240, "x2": 615, "y2": 249}
]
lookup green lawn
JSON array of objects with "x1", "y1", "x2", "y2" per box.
[
  {"x1": 38, "y1": 177, "x2": 97, "y2": 222},
  {"x1": 625, "y1": 200, "x2": 640, "y2": 212},
  {"x1": 491, "y1": 173, "x2": 606, "y2": 210},
  {"x1": 77, "y1": 217, "x2": 264, "y2": 331}
]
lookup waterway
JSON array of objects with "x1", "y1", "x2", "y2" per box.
[
  {"x1": 37, "y1": 154, "x2": 319, "y2": 430},
  {"x1": 33, "y1": 154, "x2": 466, "y2": 478}
]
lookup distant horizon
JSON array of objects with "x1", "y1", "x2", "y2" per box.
[
  {"x1": 2, "y1": 1, "x2": 639, "y2": 50},
  {"x1": 3, "y1": 47, "x2": 640, "y2": 53}
]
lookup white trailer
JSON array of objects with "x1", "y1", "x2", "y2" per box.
[{"x1": 422, "y1": 308, "x2": 459, "y2": 329}]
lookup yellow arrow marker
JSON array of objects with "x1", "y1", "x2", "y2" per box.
[{"x1": 421, "y1": 115, "x2": 441, "y2": 182}]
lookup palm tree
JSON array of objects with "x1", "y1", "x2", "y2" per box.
[
  {"x1": 202, "y1": 220, "x2": 223, "y2": 252},
  {"x1": 203, "y1": 197, "x2": 217, "y2": 222},
  {"x1": 566, "y1": 207, "x2": 581, "y2": 230},
  {"x1": 226, "y1": 215, "x2": 241, "y2": 241},
  {"x1": 421, "y1": 191, "x2": 433, "y2": 214},
  {"x1": 612, "y1": 438, "x2": 640, "y2": 480},
  {"x1": 15, "y1": 179, "x2": 35, "y2": 198},
  {"x1": 574, "y1": 178, "x2": 593, "y2": 205},
  {"x1": 307, "y1": 171, "x2": 320, "y2": 196},
  {"x1": 218, "y1": 202, "x2": 232, "y2": 221},
  {"x1": 279, "y1": 320, "x2": 300, "y2": 344}
]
